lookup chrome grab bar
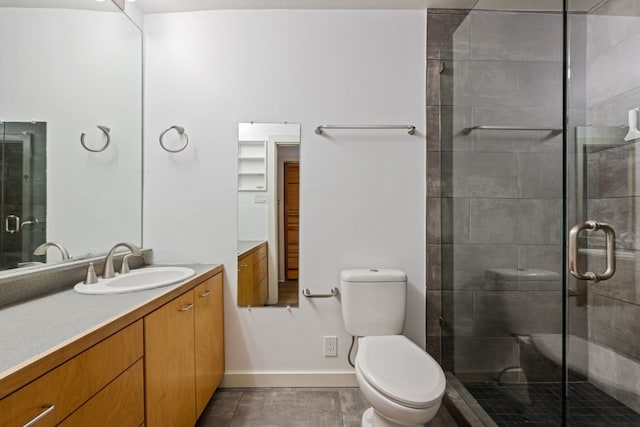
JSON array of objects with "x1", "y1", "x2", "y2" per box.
[
  {"x1": 302, "y1": 288, "x2": 339, "y2": 298},
  {"x1": 569, "y1": 220, "x2": 616, "y2": 282}
]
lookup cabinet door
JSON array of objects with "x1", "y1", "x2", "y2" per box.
[
  {"x1": 144, "y1": 290, "x2": 195, "y2": 427},
  {"x1": 253, "y1": 254, "x2": 268, "y2": 305},
  {"x1": 59, "y1": 360, "x2": 144, "y2": 427},
  {"x1": 237, "y1": 254, "x2": 254, "y2": 306},
  {"x1": 194, "y1": 273, "x2": 224, "y2": 417}
]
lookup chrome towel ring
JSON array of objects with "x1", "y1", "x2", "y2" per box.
[
  {"x1": 159, "y1": 125, "x2": 189, "y2": 153},
  {"x1": 80, "y1": 125, "x2": 111, "y2": 152}
]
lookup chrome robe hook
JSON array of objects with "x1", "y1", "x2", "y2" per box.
[
  {"x1": 159, "y1": 125, "x2": 189, "y2": 153},
  {"x1": 80, "y1": 125, "x2": 111, "y2": 152}
]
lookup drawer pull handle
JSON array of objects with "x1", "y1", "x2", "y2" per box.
[
  {"x1": 179, "y1": 303, "x2": 194, "y2": 312},
  {"x1": 199, "y1": 290, "x2": 212, "y2": 297},
  {"x1": 24, "y1": 404, "x2": 55, "y2": 427}
]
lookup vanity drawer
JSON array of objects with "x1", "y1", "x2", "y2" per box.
[
  {"x1": 0, "y1": 320, "x2": 143, "y2": 427},
  {"x1": 254, "y1": 256, "x2": 268, "y2": 282},
  {"x1": 254, "y1": 242, "x2": 267, "y2": 261},
  {"x1": 59, "y1": 359, "x2": 144, "y2": 427}
]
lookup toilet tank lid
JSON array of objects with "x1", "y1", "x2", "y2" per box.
[{"x1": 340, "y1": 269, "x2": 406, "y2": 283}]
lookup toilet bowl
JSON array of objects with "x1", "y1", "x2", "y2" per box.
[
  {"x1": 484, "y1": 268, "x2": 563, "y2": 382},
  {"x1": 339, "y1": 268, "x2": 445, "y2": 427},
  {"x1": 355, "y1": 335, "x2": 446, "y2": 427}
]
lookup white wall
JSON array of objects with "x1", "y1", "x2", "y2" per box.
[
  {"x1": 0, "y1": 8, "x2": 142, "y2": 260},
  {"x1": 144, "y1": 9, "x2": 425, "y2": 383},
  {"x1": 237, "y1": 192, "x2": 268, "y2": 241}
]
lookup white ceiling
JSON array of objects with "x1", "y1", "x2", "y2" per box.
[
  {"x1": 133, "y1": 0, "x2": 602, "y2": 14},
  {"x1": 0, "y1": 0, "x2": 604, "y2": 15},
  {"x1": 0, "y1": 0, "x2": 117, "y2": 11},
  {"x1": 133, "y1": 0, "x2": 469, "y2": 13}
]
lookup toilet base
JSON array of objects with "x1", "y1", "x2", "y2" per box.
[{"x1": 361, "y1": 407, "x2": 425, "y2": 427}]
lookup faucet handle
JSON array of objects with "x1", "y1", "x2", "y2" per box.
[
  {"x1": 84, "y1": 262, "x2": 98, "y2": 285},
  {"x1": 121, "y1": 254, "x2": 132, "y2": 274},
  {"x1": 120, "y1": 253, "x2": 143, "y2": 274}
]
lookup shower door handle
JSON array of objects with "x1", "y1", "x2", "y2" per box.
[
  {"x1": 569, "y1": 220, "x2": 615, "y2": 282},
  {"x1": 5, "y1": 215, "x2": 20, "y2": 234}
]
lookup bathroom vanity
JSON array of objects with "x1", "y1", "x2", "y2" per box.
[
  {"x1": 0, "y1": 264, "x2": 224, "y2": 427},
  {"x1": 237, "y1": 241, "x2": 268, "y2": 307}
]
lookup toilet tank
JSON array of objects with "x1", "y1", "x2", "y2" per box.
[{"x1": 340, "y1": 269, "x2": 407, "y2": 337}]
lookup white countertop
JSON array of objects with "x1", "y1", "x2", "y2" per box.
[
  {"x1": 237, "y1": 240, "x2": 266, "y2": 256},
  {"x1": 0, "y1": 264, "x2": 217, "y2": 382}
]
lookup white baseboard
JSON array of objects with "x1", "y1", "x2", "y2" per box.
[{"x1": 220, "y1": 371, "x2": 357, "y2": 388}]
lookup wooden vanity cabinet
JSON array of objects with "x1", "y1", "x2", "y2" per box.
[
  {"x1": 145, "y1": 272, "x2": 225, "y2": 427},
  {"x1": 0, "y1": 267, "x2": 223, "y2": 427},
  {"x1": 0, "y1": 320, "x2": 143, "y2": 427},
  {"x1": 237, "y1": 241, "x2": 267, "y2": 306}
]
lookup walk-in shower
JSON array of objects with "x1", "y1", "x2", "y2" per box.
[
  {"x1": 0, "y1": 122, "x2": 46, "y2": 269},
  {"x1": 426, "y1": 1, "x2": 640, "y2": 424}
]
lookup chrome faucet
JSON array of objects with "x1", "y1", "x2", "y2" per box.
[
  {"x1": 102, "y1": 242, "x2": 142, "y2": 279},
  {"x1": 33, "y1": 242, "x2": 71, "y2": 261}
]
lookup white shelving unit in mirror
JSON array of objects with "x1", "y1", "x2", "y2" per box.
[{"x1": 238, "y1": 140, "x2": 267, "y2": 191}]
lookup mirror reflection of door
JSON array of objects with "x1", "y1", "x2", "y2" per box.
[
  {"x1": 278, "y1": 159, "x2": 299, "y2": 306},
  {"x1": 0, "y1": 122, "x2": 47, "y2": 270},
  {"x1": 237, "y1": 123, "x2": 300, "y2": 307},
  {"x1": 283, "y1": 162, "x2": 299, "y2": 280}
]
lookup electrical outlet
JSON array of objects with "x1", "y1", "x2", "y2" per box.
[{"x1": 324, "y1": 336, "x2": 337, "y2": 357}]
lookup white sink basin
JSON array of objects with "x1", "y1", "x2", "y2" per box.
[{"x1": 74, "y1": 266, "x2": 196, "y2": 295}]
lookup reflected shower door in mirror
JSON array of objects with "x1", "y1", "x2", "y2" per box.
[
  {"x1": 0, "y1": 122, "x2": 46, "y2": 270},
  {"x1": 237, "y1": 123, "x2": 300, "y2": 307},
  {"x1": 0, "y1": 1, "x2": 142, "y2": 274}
]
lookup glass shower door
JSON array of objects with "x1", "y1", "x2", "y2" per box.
[
  {"x1": 565, "y1": 1, "x2": 640, "y2": 423},
  {"x1": 436, "y1": 3, "x2": 567, "y2": 424},
  {"x1": 436, "y1": 0, "x2": 640, "y2": 425}
]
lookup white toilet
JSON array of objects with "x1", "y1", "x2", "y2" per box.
[{"x1": 340, "y1": 269, "x2": 446, "y2": 427}]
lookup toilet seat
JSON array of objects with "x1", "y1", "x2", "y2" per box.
[{"x1": 356, "y1": 335, "x2": 446, "y2": 410}]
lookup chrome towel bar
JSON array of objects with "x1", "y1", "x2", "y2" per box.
[
  {"x1": 315, "y1": 124, "x2": 416, "y2": 135},
  {"x1": 302, "y1": 288, "x2": 339, "y2": 298},
  {"x1": 463, "y1": 125, "x2": 562, "y2": 134}
]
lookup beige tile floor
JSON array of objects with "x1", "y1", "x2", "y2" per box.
[{"x1": 196, "y1": 387, "x2": 459, "y2": 427}]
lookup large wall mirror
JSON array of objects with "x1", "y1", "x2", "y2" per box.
[
  {"x1": 237, "y1": 123, "x2": 300, "y2": 307},
  {"x1": 0, "y1": 0, "x2": 142, "y2": 274}
]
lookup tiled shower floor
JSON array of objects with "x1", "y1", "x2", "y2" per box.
[{"x1": 464, "y1": 381, "x2": 640, "y2": 426}]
